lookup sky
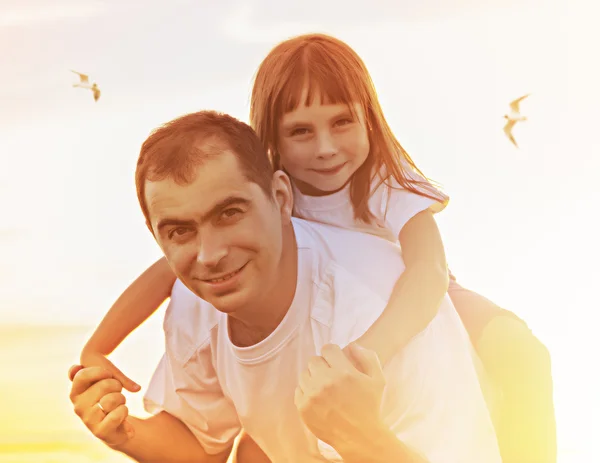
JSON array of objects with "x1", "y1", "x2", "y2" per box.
[{"x1": 0, "y1": 0, "x2": 599, "y2": 459}]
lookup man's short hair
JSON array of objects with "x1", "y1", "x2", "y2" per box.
[{"x1": 135, "y1": 111, "x2": 274, "y2": 223}]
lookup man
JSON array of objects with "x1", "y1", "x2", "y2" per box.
[{"x1": 69, "y1": 111, "x2": 501, "y2": 462}]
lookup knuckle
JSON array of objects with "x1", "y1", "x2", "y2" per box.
[
  {"x1": 109, "y1": 378, "x2": 124, "y2": 391},
  {"x1": 94, "y1": 426, "x2": 108, "y2": 441},
  {"x1": 308, "y1": 356, "x2": 320, "y2": 368},
  {"x1": 100, "y1": 395, "x2": 121, "y2": 412},
  {"x1": 321, "y1": 344, "x2": 335, "y2": 355},
  {"x1": 321, "y1": 379, "x2": 336, "y2": 393},
  {"x1": 306, "y1": 393, "x2": 321, "y2": 408},
  {"x1": 98, "y1": 378, "x2": 122, "y2": 394},
  {"x1": 73, "y1": 403, "x2": 85, "y2": 418}
]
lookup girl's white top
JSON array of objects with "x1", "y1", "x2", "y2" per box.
[{"x1": 292, "y1": 166, "x2": 448, "y2": 243}]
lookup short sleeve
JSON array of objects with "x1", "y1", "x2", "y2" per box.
[
  {"x1": 379, "y1": 171, "x2": 449, "y2": 239},
  {"x1": 143, "y1": 333, "x2": 241, "y2": 455}
]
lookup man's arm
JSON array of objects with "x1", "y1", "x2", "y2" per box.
[{"x1": 114, "y1": 412, "x2": 232, "y2": 463}]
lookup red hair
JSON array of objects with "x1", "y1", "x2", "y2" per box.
[{"x1": 250, "y1": 33, "x2": 445, "y2": 223}]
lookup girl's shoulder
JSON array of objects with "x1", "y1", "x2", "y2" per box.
[{"x1": 370, "y1": 164, "x2": 449, "y2": 238}]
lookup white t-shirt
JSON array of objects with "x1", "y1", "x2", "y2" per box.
[
  {"x1": 292, "y1": 166, "x2": 449, "y2": 242},
  {"x1": 143, "y1": 219, "x2": 500, "y2": 463}
]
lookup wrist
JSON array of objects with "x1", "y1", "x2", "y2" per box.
[
  {"x1": 80, "y1": 344, "x2": 106, "y2": 363},
  {"x1": 352, "y1": 335, "x2": 394, "y2": 367}
]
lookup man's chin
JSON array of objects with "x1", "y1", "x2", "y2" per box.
[{"x1": 201, "y1": 289, "x2": 248, "y2": 314}]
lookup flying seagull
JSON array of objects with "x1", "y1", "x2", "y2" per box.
[
  {"x1": 70, "y1": 70, "x2": 101, "y2": 102},
  {"x1": 503, "y1": 94, "x2": 530, "y2": 148}
]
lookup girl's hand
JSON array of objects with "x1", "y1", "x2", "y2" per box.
[{"x1": 79, "y1": 350, "x2": 141, "y2": 393}]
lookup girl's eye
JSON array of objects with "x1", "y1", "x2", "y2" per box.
[
  {"x1": 291, "y1": 127, "x2": 310, "y2": 137},
  {"x1": 335, "y1": 118, "x2": 353, "y2": 127}
]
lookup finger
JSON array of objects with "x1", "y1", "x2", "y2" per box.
[
  {"x1": 98, "y1": 392, "x2": 127, "y2": 414},
  {"x1": 89, "y1": 356, "x2": 141, "y2": 393},
  {"x1": 68, "y1": 364, "x2": 83, "y2": 382},
  {"x1": 77, "y1": 378, "x2": 123, "y2": 412},
  {"x1": 297, "y1": 369, "x2": 313, "y2": 396},
  {"x1": 95, "y1": 404, "x2": 129, "y2": 443},
  {"x1": 110, "y1": 366, "x2": 141, "y2": 393},
  {"x1": 348, "y1": 343, "x2": 385, "y2": 382},
  {"x1": 81, "y1": 401, "x2": 108, "y2": 429},
  {"x1": 307, "y1": 355, "x2": 329, "y2": 377},
  {"x1": 294, "y1": 385, "x2": 305, "y2": 411},
  {"x1": 320, "y1": 344, "x2": 354, "y2": 372},
  {"x1": 70, "y1": 367, "x2": 113, "y2": 402}
]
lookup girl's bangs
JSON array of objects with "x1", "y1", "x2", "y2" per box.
[{"x1": 276, "y1": 58, "x2": 366, "y2": 117}]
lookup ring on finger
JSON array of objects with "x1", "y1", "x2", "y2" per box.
[{"x1": 96, "y1": 402, "x2": 107, "y2": 414}]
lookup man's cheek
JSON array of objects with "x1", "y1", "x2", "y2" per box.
[{"x1": 165, "y1": 246, "x2": 192, "y2": 277}]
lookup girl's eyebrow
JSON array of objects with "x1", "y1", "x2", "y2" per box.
[{"x1": 282, "y1": 107, "x2": 355, "y2": 131}]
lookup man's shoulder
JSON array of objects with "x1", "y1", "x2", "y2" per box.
[
  {"x1": 163, "y1": 279, "x2": 221, "y2": 362},
  {"x1": 292, "y1": 218, "x2": 404, "y2": 276},
  {"x1": 292, "y1": 219, "x2": 406, "y2": 345},
  {"x1": 292, "y1": 217, "x2": 399, "y2": 252}
]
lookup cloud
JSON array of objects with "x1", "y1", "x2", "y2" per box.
[{"x1": 0, "y1": 1, "x2": 107, "y2": 27}]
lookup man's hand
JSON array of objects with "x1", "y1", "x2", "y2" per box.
[
  {"x1": 68, "y1": 365, "x2": 135, "y2": 448},
  {"x1": 294, "y1": 343, "x2": 387, "y2": 449},
  {"x1": 80, "y1": 349, "x2": 141, "y2": 393}
]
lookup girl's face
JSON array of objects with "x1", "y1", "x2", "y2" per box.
[{"x1": 277, "y1": 96, "x2": 370, "y2": 196}]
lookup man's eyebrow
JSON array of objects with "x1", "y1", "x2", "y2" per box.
[
  {"x1": 156, "y1": 196, "x2": 251, "y2": 232},
  {"x1": 205, "y1": 196, "x2": 251, "y2": 219},
  {"x1": 156, "y1": 218, "x2": 195, "y2": 232}
]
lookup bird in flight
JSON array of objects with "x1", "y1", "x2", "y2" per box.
[
  {"x1": 70, "y1": 70, "x2": 101, "y2": 102},
  {"x1": 503, "y1": 94, "x2": 530, "y2": 148}
]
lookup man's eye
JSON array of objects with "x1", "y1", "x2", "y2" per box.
[
  {"x1": 221, "y1": 208, "x2": 243, "y2": 220},
  {"x1": 168, "y1": 227, "x2": 190, "y2": 239}
]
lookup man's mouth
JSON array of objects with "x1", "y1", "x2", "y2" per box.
[{"x1": 203, "y1": 263, "x2": 247, "y2": 283}]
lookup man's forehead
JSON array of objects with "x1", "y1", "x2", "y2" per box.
[{"x1": 144, "y1": 163, "x2": 257, "y2": 222}]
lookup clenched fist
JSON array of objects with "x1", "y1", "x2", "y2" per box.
[
  {"x1": 294, "y1": 343, "x2": 387, "y2": 451},
  {"x1": 68, "y1": 365, "x2": 135, "y2": 447}
]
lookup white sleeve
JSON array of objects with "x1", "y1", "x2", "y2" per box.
[
  {"x1": 379, "y1": 171, "x2": 449, "y2": 239},
  {"x1": 143, "y1": 334, "x2": 241, "y2": 455}
]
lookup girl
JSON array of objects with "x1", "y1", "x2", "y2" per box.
[{"x1": 79, "y1": 34, "x2": 556, "y2": 463}]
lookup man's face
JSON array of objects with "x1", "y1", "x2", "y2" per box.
[{"x1": 145, "y1": 150, "x2": 290, "y2": 314}]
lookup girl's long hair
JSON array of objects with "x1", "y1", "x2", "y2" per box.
[{"x1": 250, "y1": 33, "x2": 446, "y2": 223}]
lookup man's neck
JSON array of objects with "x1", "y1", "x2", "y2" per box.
[{"x1": 228, "y1": 225, "x2": 298, "y2": 348}]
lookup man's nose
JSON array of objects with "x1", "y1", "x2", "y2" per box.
[{"x1": 196, "y1": 230, "x2": 228, "y2": 268}]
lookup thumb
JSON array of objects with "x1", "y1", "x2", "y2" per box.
[
  {"x1": 348, "y1": 343, "x2": 384, "y2": 381},
  {"x1": 122, "y1": 418, "x2": 136, "y2": 440}
]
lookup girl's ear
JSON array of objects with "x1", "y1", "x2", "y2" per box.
[{"x1": 271, "y1": 169, "x2": 294, "y2": 224}]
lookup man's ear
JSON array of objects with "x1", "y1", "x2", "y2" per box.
[{"x1": 271, "y1": 169, "x2": 294, "y2": 224}]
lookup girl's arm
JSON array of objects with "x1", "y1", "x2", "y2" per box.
[
  {"x1": 80, "y1": 256, "x2": 177, "y2": 390},
  {"x1": 353, "y1": 210, "x2": 449, "y2": 365}
]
